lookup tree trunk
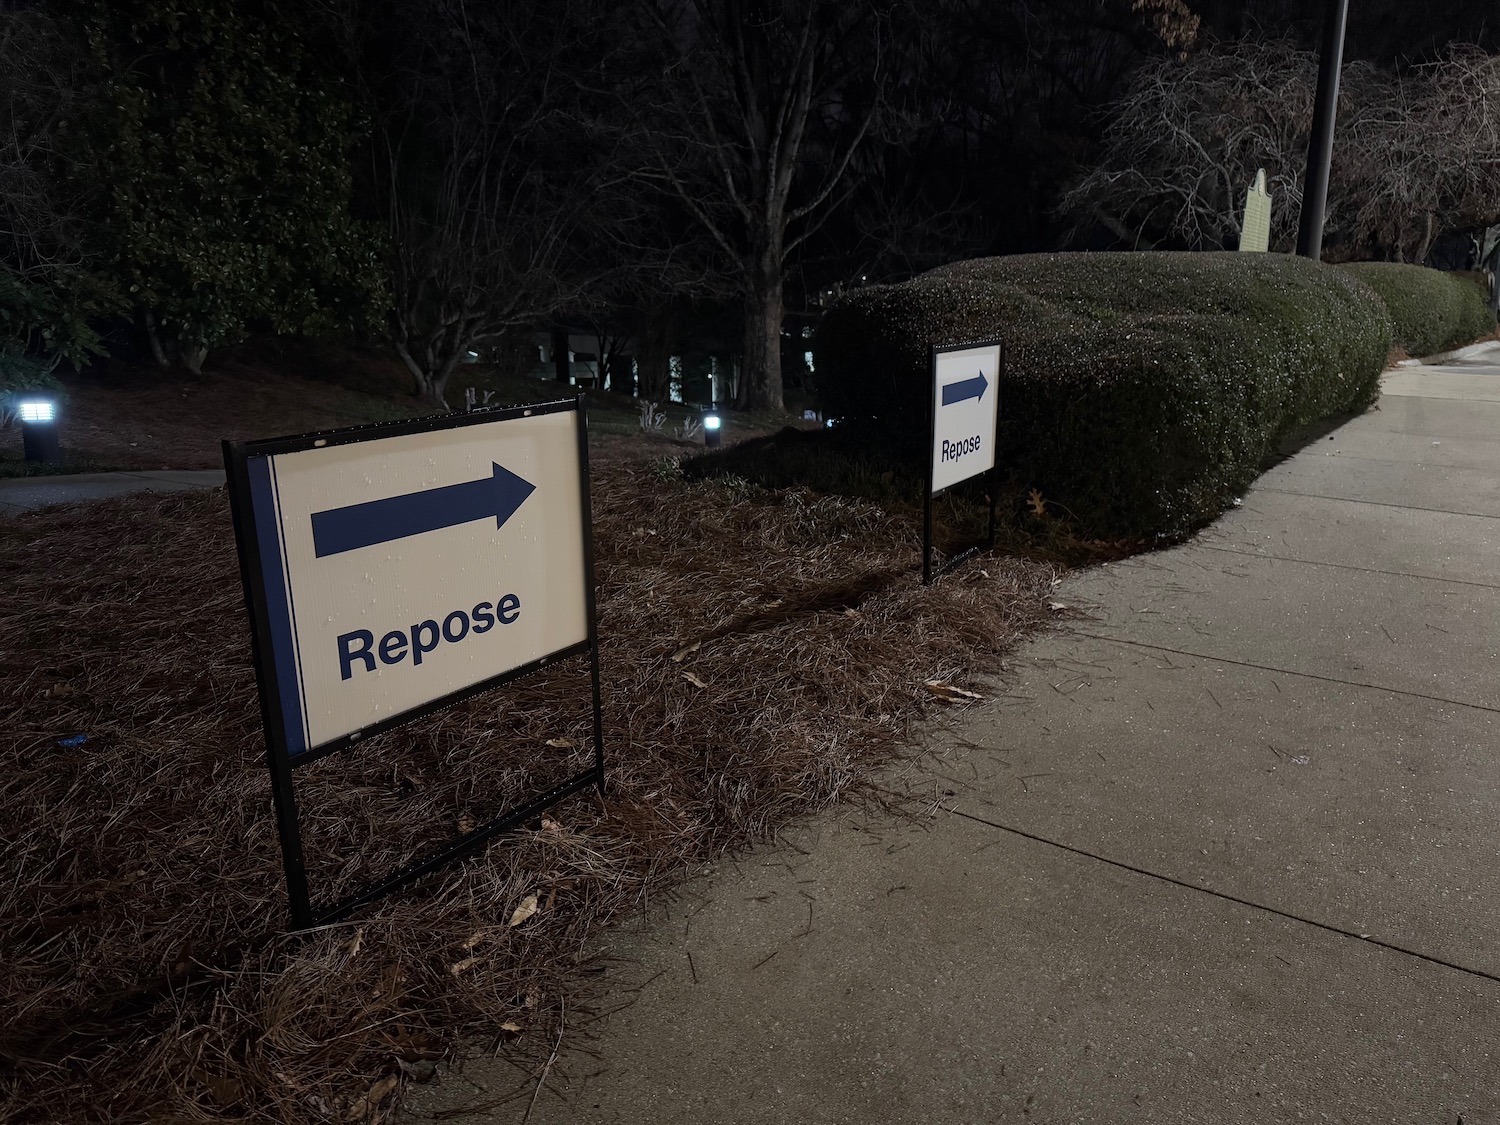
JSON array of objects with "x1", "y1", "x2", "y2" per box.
[
  {"x1": 393, "y1": 338, "x2": 456, "y2": 408},
  {"x1": 738, "y1": 253, "x2": 784, "y2": 414},
  {"x1": 1413, "y1": 211, "x2": 1436, "y2": 268},
  {"x1": 180, "y1": 341, "x2": 208, "y2": 375},
  {"x1": 430, "y1": 349, "x2": 463, "y2": 407},
  {"x1": 551, "y1": 327, "x2": 571, "y2": 383},
  {"x1": 142, "y1": 309, "x2": 171, "y2": 368},
  {"x1": 635, "y1": 306, "x2": 672, "y2": 401},
  {"x1": 605, "y1": 351, "x2": 632, "y2": 396}
]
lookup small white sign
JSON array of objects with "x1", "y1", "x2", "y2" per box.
[
  {"x1": 930, "y1": 342, "x2": 1002, "y2": 495},
  {"x1": 235, "y1": 404, "x2": 590, "y2": 756},
  {"x1": 1239, "y1": 168, "x2": 1272, "y2": 253}
]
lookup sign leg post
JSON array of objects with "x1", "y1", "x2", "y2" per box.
[
  {"x1": 987, "y1": 343, "x2": 1005, "y2": 550},
  {"x1": 589, "y1": 640, "x2": 606, "y2": 792},
  {"x1": 922, "y1": 491, "x2": 934, "y2": 586},
  {"x1": 268, "y1": 748, "x2": 314, "y2": 930},
  {"x1": 573, "y1": 391, "x2": 607, "y2": 793},
  {"x1": 986, "y1": 472, "x2": 998, "y2": 550}
]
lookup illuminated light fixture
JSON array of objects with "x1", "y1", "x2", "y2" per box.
[
  {"x1": 703, "y1": 412, "x2": 722, "y2": 449},
  {"x1": 18, "y1": 397, "x2": 61, "y2": 464},
  {"x1": 18, "y1": 399, "x2": 56, "y2": 423}
]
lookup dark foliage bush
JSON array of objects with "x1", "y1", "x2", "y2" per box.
[
  {"x1": 1339, "y1": 262, "x2": 1494, "y2": 358},
  {"x1": 811, "y1": 251, "x2": 1391, "y2": 538}
]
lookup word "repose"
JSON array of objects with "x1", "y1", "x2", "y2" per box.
[
  {"x1": 940, "y1": 434, "x2": 982, "y2": 463},
  {"x1": 337, "y1": 594, "x2": 522, "y2": 680}
]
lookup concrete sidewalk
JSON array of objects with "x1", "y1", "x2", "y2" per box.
[
  {"x1": 0, "y1": 469, "x2": 225, "y2": 517},
  {"x1": 412, "y1": 351, "x2": 1500, "y2": 1124}
]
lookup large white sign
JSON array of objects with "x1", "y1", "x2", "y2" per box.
[
  {"x1": 930, "y1": 341, "x2": 1002, "y2": 495},
  {"x1": 234, "y1": 403, "x2": 590, "y2": 757}
]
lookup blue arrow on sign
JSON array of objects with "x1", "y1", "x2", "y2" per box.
[
  {"x1": 941, "y1": 372, "x2": 990, "y2": 406},
  {"x1": 310, "y1": 462, "x2": 536, "y2": 557}
]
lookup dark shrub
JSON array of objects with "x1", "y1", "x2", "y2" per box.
[
  {"x1": 1339, "y1": 262, "x2": 1494, "y2": 358},
  {"x1": 812, "y1": 251, "x2": 1391, "y2": 538}
]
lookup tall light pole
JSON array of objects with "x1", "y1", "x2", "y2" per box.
[{"x1": 1296, "y1": 0, "x2": 1350, "y2": 260}]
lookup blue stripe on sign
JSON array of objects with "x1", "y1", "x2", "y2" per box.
[
  {"x1": 268, "y1": 458, "x2": 312, "y2": 751},
  {"x1": 247, "y1": 455, "x2": 308, "y2": 758}
]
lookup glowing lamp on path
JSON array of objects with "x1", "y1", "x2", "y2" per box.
[
  {"x1": 703, "y1": 412, "x2": 722, "y2": 449},
  {"x1": 17, "y1": 397, "x2": 61, "y2": 464},
  {"x1": 19, "y1": 399, "x2": 56, "y2": 423}
]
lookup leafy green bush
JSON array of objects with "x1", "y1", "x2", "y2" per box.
[
  {"x1": 0, "y1": 269, "x2": 112, "y2": 373},
  {"x1": 70, "y1": 0, "x2": 389, "y2": 372},
  {"x1": 1339, "y1": 262, "x2": 1494, "y2": 357},
  {"x1": 812, "y1": 251, "x2": 1391, "y2": 538}
]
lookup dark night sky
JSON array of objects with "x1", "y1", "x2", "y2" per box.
[{"x1": 1197, "y1": 0, "x2": 1497, "y2": 63}]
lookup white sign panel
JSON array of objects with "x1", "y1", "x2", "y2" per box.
[
  {"x1": 235, "y1": 403, "x2": 589, "y2": 757},
  {"x1": 1239, "y1": 168, "x2": 1272, "y2": 253},
  {"x1": 930, "y1": 341, "x2": 1002, "y2": 495}
]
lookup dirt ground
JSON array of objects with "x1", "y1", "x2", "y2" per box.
[{"x1": 1, "y1": 343, "x2": 1055, "y2": 1122}]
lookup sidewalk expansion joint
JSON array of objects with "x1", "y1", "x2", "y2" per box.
[
  {"x1": 1382, "y1": 392, "x2": 1500, "y2": 404},
  {"x1": 947, "y1": 807, "x2": 1500, "y2": 987},
  {"x1": 1195, "y1": 544, "x2": 1500, "y2": 592},
  {"x1": 1069, "y1": 631, "x2": 1500, "y2": 716},
  {"x1": 1255, "y1": 487, "x2": 1500, "y2": 522}
]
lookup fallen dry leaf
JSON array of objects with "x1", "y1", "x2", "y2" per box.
[
  {"x1": 541, "y1": 815, "x2": 563, "y2": 833},
  {"x1": 345, "y1": 926, "x2": 365, "y2": 960},
  {"x1": 457, "y1": 814, "x2": 476, "y2": 834},
  {"x1": 499, "y1": 1020, "x2": 523, "y2": 1034},
  {"x1": 924, "y1": 680, "x2": 984, "y2": 703},
  {"x1": 670, "y1": 640, "x2": 702, "y2": 663},
  {"x1": 1027, "y1": 488, "x2": 1048, "y2": 517},
  {"x1": 344, "y1": 1074, "x2": 399, "y2": 1122},
  {"x1": 682, "y1": 671, "x2": 708, "y2": 690},
  {"x1": 544, "y1": 737, "x2": 574, "y2": 748},
  {"x1": 449, "y1": 956, "x2": 480, "y2": 976},
  {"x1": 508, "y1": 892, "x2": 539, "y2": 927},
  {"x1": 461, "y1": 930, "x2": 485, "y2": 951},
  {"x1": 1047, "y1": 601, "x2": 1067, "y2": 612}
]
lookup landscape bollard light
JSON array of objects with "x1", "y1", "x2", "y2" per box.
[
  {"x1": 18, "y1": 398, "x2": 61, "y2": 465},
  {"x1": 703, "y1": 412, "x2": 722, "y2": 449}
]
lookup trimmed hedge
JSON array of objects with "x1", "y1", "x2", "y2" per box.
[
  {"x1": 813, "y1": 251, "x2": 1391, "y2": 538},
  {"x1": 1338, "y1": 262, "x2": 1494, "y2": 358}
]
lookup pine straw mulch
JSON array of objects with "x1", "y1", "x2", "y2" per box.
[{"x1": 0, "y1": 456, "x2": 1058, "y2": 1123}]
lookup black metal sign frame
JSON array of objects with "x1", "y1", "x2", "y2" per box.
[
  {"x1": 223, "y1": 396, "x2": 604, "y2": 931},
  {"x1": 923, "y1": 339, "x2": 1005, "y2": 585}
]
